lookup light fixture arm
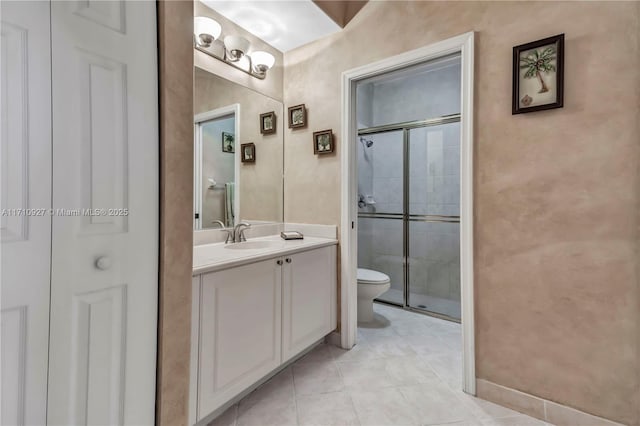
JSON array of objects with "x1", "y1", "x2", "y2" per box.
[
  {"x1": 193, "y1": 16, "x2": 274, "y2": 80},
  {"x1": 195, "y1": 43, "x2": 266, "y2": 80}
]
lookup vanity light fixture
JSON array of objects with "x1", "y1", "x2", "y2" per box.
[{"x1": 194, "y1": 17, "x2": 276, "y2": 80}]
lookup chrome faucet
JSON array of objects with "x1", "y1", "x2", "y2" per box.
[
  {"x1": 212, "y1": 220, "x2": 234, "y2": 243},
  {"x1": 233, "y1": 222, "x2": 251, "y2": 243},
  {"x1": 220, "y1": 228, "x2": 234, "y2": 244}
]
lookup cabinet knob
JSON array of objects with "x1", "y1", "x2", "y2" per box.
[
  {"x1": 95, "y1": 256, "x2": 112, "y2": 270},
  {"x1": 276, "y1": 260, "x2": 283, "y2": 265},
  {"x1": 285, "y1": 258, "x2": 292, "y2": 263}
]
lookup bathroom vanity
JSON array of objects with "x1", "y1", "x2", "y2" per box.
[{"x1": 190, "y1": 235, "x2": 337, "y2": 424}]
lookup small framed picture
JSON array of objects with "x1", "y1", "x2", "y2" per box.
[
  {"x1": 513, "y1": 34, "x2": 564, "y2": 114},
  {"x1": 241, "y1": 143, "x2": 255, "y2": 163},
  {"x1": 221, "y1": 132, "x2": 234, "y2": 153},
  {"x1": 260, "y1": 111, "x2": 276, "y2": 134},
  {"x1": 313, "y1": 130, "x2": 334, "y2": 155},
  {"x1": 288, "y1": 104, "x2": 307, "y2": 128}
]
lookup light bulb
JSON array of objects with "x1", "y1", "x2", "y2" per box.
[
  {"x1": 251, "y1": 51, "x2": 275, "y2": 75},
  {"x1": 224, "y1": 36, "x2": 250, "y2": 62},
  {"x1": 194, "y1": 17, "x2": 221, "y2": 47}
]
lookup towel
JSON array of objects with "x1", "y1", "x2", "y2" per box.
[{"x1": 224, "y1": 182, "x2": 235, "y2": 227}]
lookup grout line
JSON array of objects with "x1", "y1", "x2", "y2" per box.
[
  {"x1": 232, "y1": 404, "x2": 238, "y2": 426},
  {"x1": 290, "y1": 368, "x2": 301, "y2": 426}
]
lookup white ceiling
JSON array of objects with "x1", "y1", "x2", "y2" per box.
[{"x1": 200, "y1": 0, "x2": 341, "y2": 52}]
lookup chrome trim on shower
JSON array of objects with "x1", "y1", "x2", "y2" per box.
[
  {"x1": 403, "y1": 127, "x2": 410, "y2": 311},
  {"x1": 357, "y1": 113, "x2": 461, "y2": 136},
  {"x1": 357, "y1": 212, "x2": 403, "y2": 219},
  {"x1": 358, "y1": 212, "x2": 460, "y2": 223}
]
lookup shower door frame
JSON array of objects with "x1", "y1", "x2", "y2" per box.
[
  {"x1": 357, "y1": 114, "x2": 462, "y2": 321},
  {"x1": 340, "y1": 32, "x2": 476, "y2": 395}
]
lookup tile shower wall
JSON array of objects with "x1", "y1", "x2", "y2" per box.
[
  {"x1": 409, "y1": 124, "x2": 460, "y2": 216},
  {"x1": 409, "y1": 222, "x2": 460, "y2": 300},
  {"x1": 358, "y1": 57, "x2": 461, "y2": 128}
]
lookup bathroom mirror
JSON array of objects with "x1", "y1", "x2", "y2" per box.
[{"x1": 194, "y1": 67, "x2": 284, "y2": 230}]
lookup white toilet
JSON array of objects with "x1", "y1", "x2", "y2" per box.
[{"x1": 357, "y1": 268, "x2": 391, "y2": 323}]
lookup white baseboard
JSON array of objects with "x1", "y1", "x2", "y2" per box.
[{"x1": 476, "y1": 379, "x2": 624, "y2": 426}]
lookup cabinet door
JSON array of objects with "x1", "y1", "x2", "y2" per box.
[
  {"x1": 198, "y1": 259, "x2": 282, "y2": 419},
  {"x1": 0, "y1": 2, "x2": 52, "y2": 424},
  {"x1": 282, "y1": 246, "x2": 337, "y2": 362}
]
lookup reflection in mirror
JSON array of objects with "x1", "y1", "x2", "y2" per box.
[
  {"x1": 194, "y1": 110, "x2": 237, "y2": 229},
  {"x1": 194, "y1": 68, "x2": 284, "y2": 230}
]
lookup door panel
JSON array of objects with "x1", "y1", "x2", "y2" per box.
[
  {"x1": 198, "y1": 260, "x2": 282, "y2": 419},
  {"x1": 282, "y1": 246, "x2": 336, "y2": 362},
  {"x1": 0, "y1": 1, "x2": 52, "y2": 424},
  {"x1": 358, "y1": 130, "x2": 404, "y2": 215},
  {"x1": 408, "y1": 124, "x2": 461, "y2": 319},
  {"x1": 48, "y1": 1, "x2": 159, "y2": 424},
  {"x1": 357, "y1": 217, "x2": 404, "y2": 305}
]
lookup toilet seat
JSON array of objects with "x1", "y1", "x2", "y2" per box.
[{"x1": 357, "y1": 268, "x2": 390, "y2": 285}]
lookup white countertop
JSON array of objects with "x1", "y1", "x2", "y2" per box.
[{"x1": 193, "y1": 235, "x2": 338, "y2": 276}]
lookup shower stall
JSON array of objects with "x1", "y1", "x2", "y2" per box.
[{"x1": 357, "y1": 54, "x2": 462, "y2": 321}]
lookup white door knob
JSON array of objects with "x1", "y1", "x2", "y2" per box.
[{"x1": 95, "y1": 256, "x2": 112, "y2": 271}]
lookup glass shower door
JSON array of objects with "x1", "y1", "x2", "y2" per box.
[
  {"x1": 356, "y1": 130, "x2": 404, "y2": 305},
  {"x1": 407, "y1": 123, "x2": 461, "y2": 319}
]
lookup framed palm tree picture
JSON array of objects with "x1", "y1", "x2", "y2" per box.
[
  {"x1": 222, "y1": 132, "x2": 234, "y2": 153},
  {"x1": 512, "y1": 34, "x2": 564, "y2": 114}
]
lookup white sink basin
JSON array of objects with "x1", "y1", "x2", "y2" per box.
[{"x1": 224, "y1": 240, "x2": 282, "y2": 250}]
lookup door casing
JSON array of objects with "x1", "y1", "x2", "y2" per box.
[{"x1": 340, "y1": 31, "x2": 476, "y2": 395}]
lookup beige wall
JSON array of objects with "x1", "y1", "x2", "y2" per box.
[
  {"x1": 157, "y1": 1, "x2": 194, "y2": 425},
  {"x1": 194, "y1": 67, "x2": 284, "y2": 223},
  {"x1": 194, "y1": 1, "x2": 284, "y2": 101},
  {"x1": 283, "y1": 2, "x2": 640, "y2": 425}
]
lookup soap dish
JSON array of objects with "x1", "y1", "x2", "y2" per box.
[{"x1": 281, "y1": 231, "x2": 303, "y2": 240}]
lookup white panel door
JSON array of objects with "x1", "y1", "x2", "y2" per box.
[
  {"x1": 282, "y1": 246, "x2": 337, "y2": 362},
  {"x1": 198, "y1": 260, "x2": 282, "y2": 420},
  {"x1": 47, "y1": 1, "x2": 159, "y2": 425},
  {"x1": 0, "y1": 1, "x2": 52, "y2": 425}
]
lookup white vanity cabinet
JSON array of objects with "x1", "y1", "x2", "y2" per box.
[{"x1": 191, "y1": 244, "x2": 337, "y2": 424}]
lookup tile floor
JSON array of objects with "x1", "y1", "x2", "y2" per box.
[{"x1": 209, "y1": 303, "x2": 551, "y2": 426}]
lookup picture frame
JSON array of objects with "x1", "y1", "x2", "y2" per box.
[
  {"x1": 313, "y1": 130, "x2": 334, "y2": 155},
  {"x1": 221, "y1": 132, "x2": 234, "y2": 153},
  {"x1": 288, "y1": 104, "x2": 307, "y2": 128},
  {"x1": 241, "y1": 143, "x2": 256, "y2": 163},
  {"x1": 260, "y1": 111, "x2": 276, "y2": 134},
  {"x1": 512, "y1": 34, "x2": 564, "y2": 114}
]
